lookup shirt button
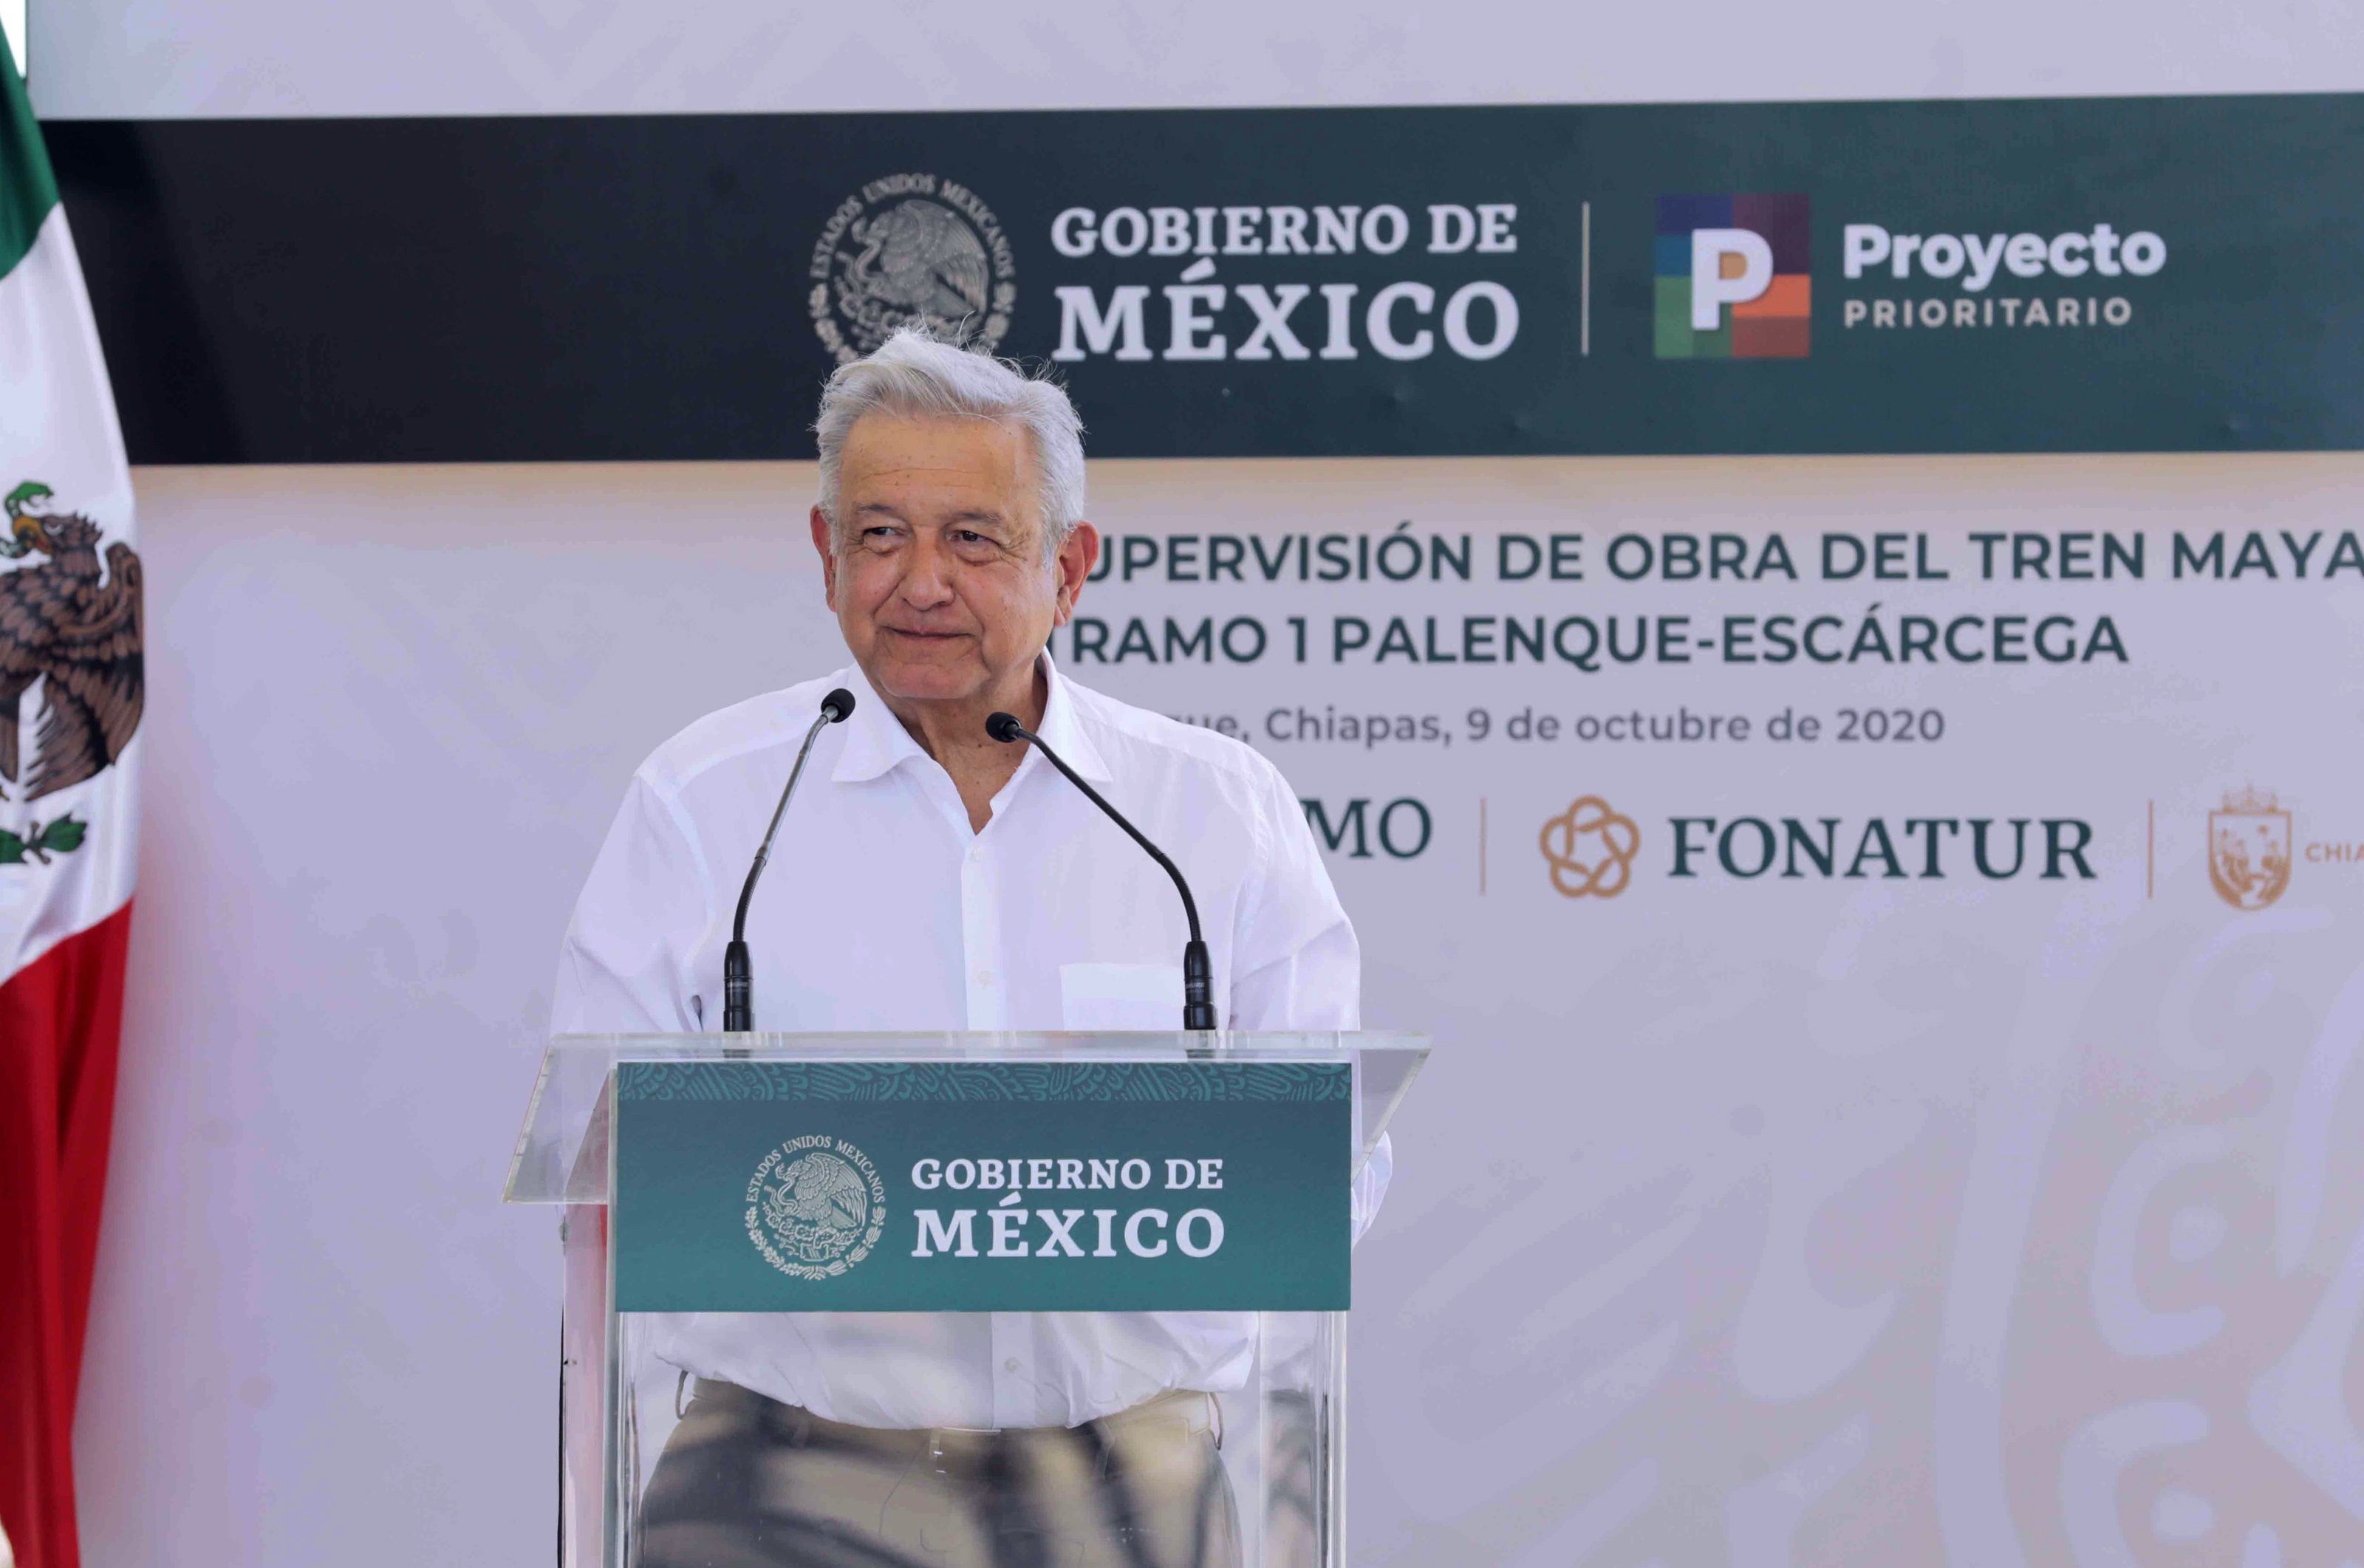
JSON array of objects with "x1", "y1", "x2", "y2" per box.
[
  {"x1": 976, "y1": 970, "x2": 993, "y2": 987},
  {"x1": 969, "y1": 844, "x2": 984, "y2": 863},
  {"x1": 1004, "y1": 1358, "x2": 1021, "y2": 1373}
]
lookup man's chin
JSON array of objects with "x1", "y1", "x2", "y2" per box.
[{"x1": 867, "y1": 652, "x2": 988, "y2": 706}]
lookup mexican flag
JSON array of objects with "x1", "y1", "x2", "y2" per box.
[{"x1": 0, "y1": 38, "x2": 142, "y2": 1568}]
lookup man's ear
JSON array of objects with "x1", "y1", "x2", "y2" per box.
[
  {"x1": 810, "y1": 506, "x2": 838, "y2": 610},
  {"x1": 1053, "y1": 521, "x2": 1100, "y2": 626}
]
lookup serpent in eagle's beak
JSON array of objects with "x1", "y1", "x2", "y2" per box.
[{"x1": 2, "y1": 481, "x2": 55, "y2": 558}]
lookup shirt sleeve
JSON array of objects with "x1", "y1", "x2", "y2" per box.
[
  {"x1": 550, "y1": 773, "x2": 717, "y2": 1035},
  {"x1": 1228, "y1": 756, "x2": 1359, "y2": 1031},
  {"x1": 1226, "y1": 753, "x2": 1393, "y2": 1241}
]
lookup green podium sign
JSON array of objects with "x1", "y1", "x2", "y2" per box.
[{"x1": 612, "y1": 1060, "x2": 1351, "y2": 1312}]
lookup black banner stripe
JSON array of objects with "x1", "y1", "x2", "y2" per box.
[{"x1": 44, "y1": 95, "x2": 2364, "y2": 464}]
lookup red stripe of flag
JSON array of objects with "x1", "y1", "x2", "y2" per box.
[{"x1": 0, "y1": 900, "x2": 133, "y2": 1568}]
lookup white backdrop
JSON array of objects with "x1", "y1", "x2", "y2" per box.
[
  {"x1": 76, "y1": 455, "x2": 2364, "y2": 1564},
  {"x1": 24, "y1": 0, "x2": 2364, "y2": 118}
]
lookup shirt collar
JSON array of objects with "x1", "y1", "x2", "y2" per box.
[
  {"x1": 828, "y1": 660, "x2": 923, "y2": 784},
  {"x1": 1030, "y1": 652, "x2": 1113, "y2": 782},
  {"x1": 830, "y1": 651, "x2": 1112, "y2": 784}
]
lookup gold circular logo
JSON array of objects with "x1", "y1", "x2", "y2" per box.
[{"x1": 1540, "y1": 795, "x2": 1642, "y2": 898}]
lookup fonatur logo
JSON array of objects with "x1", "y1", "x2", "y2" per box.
[
  {"x1": 1540, "y1": 799, "x2": 2101, "y2": 893},
  {"x1": 745, "y1": 1137, "x2": 887, "y2": 1280},
  {"x1": 809, "y1": 174, "x2": 1016, "y2": 363}
]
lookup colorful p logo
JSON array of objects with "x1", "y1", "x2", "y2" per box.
[
  {"x1": 1656, "y1": 195, "x2": 1811, "y2": 359},
  {"x1": 1690, "y1": 229, "x2": 1774, "y2": 329}
]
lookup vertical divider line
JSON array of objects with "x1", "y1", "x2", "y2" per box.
[{"x1": 1580, "y1": 202, "x2": 1592, "y2": 357}]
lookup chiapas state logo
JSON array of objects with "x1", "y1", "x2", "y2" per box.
[
  {"x1": 2209, "y1": 786, "x2": 2292, "y2": 911},
  {"x1": 0, "y1": 480, "x2": 144, "y2": 866}
]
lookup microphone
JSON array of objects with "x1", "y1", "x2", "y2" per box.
[
  {"x1": 986, "y1": 711, "x2": 1216, "y2": 1032},
  {"x1": 722, "y1": 688, "x2": 855, "y2": 1031}
]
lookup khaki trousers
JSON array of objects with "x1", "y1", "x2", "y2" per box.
[{"x1": 638, "y1": 1380, "x2": 1240, "y2": 1568}]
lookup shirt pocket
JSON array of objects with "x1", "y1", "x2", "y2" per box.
[{"x1": 1059, "y1": 962, "x2": 1187, "y2": 1032}]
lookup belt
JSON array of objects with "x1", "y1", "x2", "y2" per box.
[{"x1": 683, "y1": 1377, "x2": 1220, "y2": 1467}]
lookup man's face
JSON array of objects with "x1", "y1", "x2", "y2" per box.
[{"x1": 813, "y1": 412, "x2": 1096, "y2": 711}]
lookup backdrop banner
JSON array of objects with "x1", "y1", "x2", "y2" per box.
[
  {"x1": 47, "y1": 92, "x2": 2364, "y2": 462},
  {"x1": 61, "y1": 453, "x2": 2364, "y2": 1568},
  {"x1": 1054, "y1": 502, "x2": 2364, "y2": 1567}
]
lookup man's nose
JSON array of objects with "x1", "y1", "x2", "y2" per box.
[{"x1": 897, "y1": 535, "x2": 956, "y2": 609}]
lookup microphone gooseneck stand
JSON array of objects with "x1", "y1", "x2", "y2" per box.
[
  {"x1": 985, "y1": 710, "x2": 1217, "y2": 1032},
  {"x1": 723, "y1": 688, "x2": 855, "y2": 1032}
]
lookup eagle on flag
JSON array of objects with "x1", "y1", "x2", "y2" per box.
[{"x1": 0, "y1": 479, "x2": 144, "y2": 810}]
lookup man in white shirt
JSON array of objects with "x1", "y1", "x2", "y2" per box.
[{"x1": 553, "y1": 329, "x2": 1384, "y2": 1568}]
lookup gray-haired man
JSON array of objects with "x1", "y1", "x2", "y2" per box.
[{"x1": 553, "y1": 330, "x2": 1388, "y2": 1567}]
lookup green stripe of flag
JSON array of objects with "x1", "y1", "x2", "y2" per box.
[{"x1": 0, "y1": 32, "x2": 60, "y2": 281}]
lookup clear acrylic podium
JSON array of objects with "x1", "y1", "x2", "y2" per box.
[{"x1": 506, "y1": 1032, "x2": 1427, "y2": 1568}]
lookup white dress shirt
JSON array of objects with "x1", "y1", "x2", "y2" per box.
[{"x1": 552, "y1": 654, "x2": 1390, "y2": 1428}]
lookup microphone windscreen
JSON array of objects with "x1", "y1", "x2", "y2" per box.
[
  {"x1": 985, "y1": 711, "x2": 1023, "y2": 743},
  {"x1": 821, "y1": 688, "x2": 856, "y2": 722}
]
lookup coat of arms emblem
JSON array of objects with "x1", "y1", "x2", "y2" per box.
[
  {"x1": 808, "y1": 174, "x2": 1016, "y2": 363},
  {"x1": 0, "y1": 480, "x2": 144, "y2": 865},
  {"x1": 2208, "y1": 786, "x2": 2292, "y2": 911},
  {"x1": 745, "y1": 1138, "x2": 887, "y2": 1280}
]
